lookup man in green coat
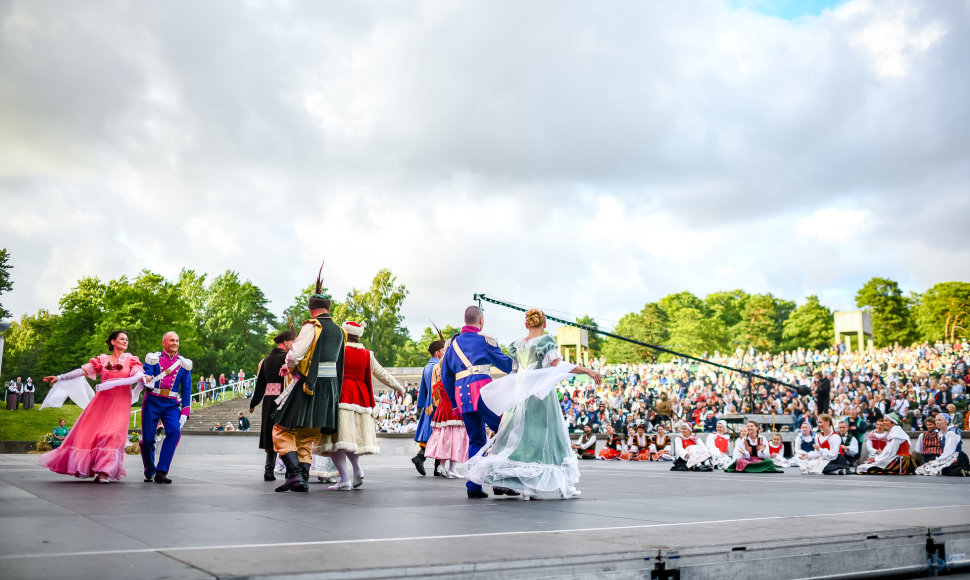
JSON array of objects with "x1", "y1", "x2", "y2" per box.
[{"x1": 272, "y1": 290, "x2": 345, "y2": 492}]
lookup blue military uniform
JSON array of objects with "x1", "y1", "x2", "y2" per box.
[
  {"x1": 440, "y1": 325, "x2": 513, "y2": 493},
  {"x1": 141, "y1": 351, "x2": 193, "y2": 480},
  {"x1": 413, "y1": 356, "x2": 438, "y2": 445}
]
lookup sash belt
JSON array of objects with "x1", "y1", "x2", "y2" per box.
[
  {"x1": 317, "y1": 362, "x2": 337, "y2": 378},
  {"x1": 455, "y1": 365, "x2": 492, "y2": 380}
]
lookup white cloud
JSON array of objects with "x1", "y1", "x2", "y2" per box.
[{"x1": 1, "y1": 0, "x2": 968, "y2": 345}]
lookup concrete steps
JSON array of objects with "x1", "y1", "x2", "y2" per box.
[{"x1": 184, "y1": 396, "x2": 256, "y2": 432}]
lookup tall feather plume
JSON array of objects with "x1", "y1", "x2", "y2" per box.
[
  {"x1": 315, "y1": 260, "x2": 325, "y2": 295},
  {"x1": 287, "y1": 315, "x2": 294, "y2": 331},
  {"x1": 430, "y1": 320, "x2": 444, "y2": 341}
]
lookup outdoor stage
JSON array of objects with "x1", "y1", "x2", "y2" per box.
[{"x1": 1, "y1": 436, "x2": 968, "y2": 580}]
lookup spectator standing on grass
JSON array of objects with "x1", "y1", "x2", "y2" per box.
[
  {"x1": 6, "y1": 378, "x2": 21, "y2": 410},
  {"x1": 22, "y1": 378, "x2": 35, "y2": 410}
]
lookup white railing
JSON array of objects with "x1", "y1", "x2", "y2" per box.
[{"x1": 129, "y1": 377, "x2": 256, "y2": 429}]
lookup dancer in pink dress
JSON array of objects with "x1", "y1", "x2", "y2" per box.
[
  {"x1": 425, "y1": 358, "x2": 468, "y2": 478},
  {"x1": 40, "y1": 331, "x2": 145, "y2": 482}
]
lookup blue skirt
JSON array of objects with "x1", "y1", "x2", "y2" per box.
[{"x1": 413, "y1": 412, "x2": 433, "y2": 443}]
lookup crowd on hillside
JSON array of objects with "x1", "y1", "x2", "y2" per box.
[{"x1": 376, "y1": 341, "x2": 970, "y2": 437}]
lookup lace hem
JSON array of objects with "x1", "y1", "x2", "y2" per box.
[{"x1": 466, "y1": 454, "x2": 579, "y2": 495}]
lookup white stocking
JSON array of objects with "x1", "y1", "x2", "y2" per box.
[
  {"x1": 347, "y1": 451, "x2": 363, "y2": 478},
  {"x1": 328, "y1": 450, "x2": 350, "y2": 489}
]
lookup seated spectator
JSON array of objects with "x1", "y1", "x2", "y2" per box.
[
  {"x1": 672, "y1": 423, "x2": 713, "y2": 471},
  {"x1": 225, "y1": 422, "x2": 235, "y2": 432},
  {"x1": 791, "y1": 422, "x2": 816, "y2": 466},
  {"x1": 916, "y1": 413, "x2": 970, "y2": 476},
  {"x1": 621, "y1": 424, "x2": 650, "y2": 461},
  {"x1": 597, "y1": 425, "x2": 622, "y2": 460},
  {"x1": 237, "y1": 411, "x2": 251, "y2": 432},
  {"x1": 702, "y1": 410, "x2": 718, "y2": 433},
  {"x1": 705, "y1": 420, "x2": 733, "y2": 469},
  {"x1": 211, "y1": 422, "x2": 225, "y2": 432},
  {"x1": 799, "y1": 414, "x2": 845, "y2": 474},
  {"x1": 837, "y1": 420, "x2": 860, "y2": 465},
  {"x1": 858, "y1": 413, "x2": 916, "y2": 475},
  {"x1": 767, "y1": 432, "x2": 790, "y2": 468},
  {"x1": 650, "y1": 424, "x2": 674, "y2": 461},
  {"x1": 572, "y1": 425, "x2": 597, "y2": 459},
  {"x1": 51, "y1": 418, "x2": 70, "y2": 449},
  {"x1": 727, "y1": 421, "x2": 782, "y2": 473},
  {"x1": 914, "y1": 418, "x2": 943, "y2": 463}
]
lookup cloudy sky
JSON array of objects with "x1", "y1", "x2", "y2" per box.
[{"x1": 1, "y1": 0, "x2": 968, "y2": 342}]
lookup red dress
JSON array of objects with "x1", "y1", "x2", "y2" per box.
[
  {"x1": 39, "y1": 354, "x2": 142, "y2": 480},
  {"x1": 425, "y1": 364, "x2": 468, "y2": 462}
]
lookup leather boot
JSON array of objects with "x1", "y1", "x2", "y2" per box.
[
  {"x1": 411, "y1": 447, "x2": 427, "y2": 476},
  {"x1": 275, "y1": 452, "x2": 307, "y2": 492},
  {"x1": 264, "y1": 452, "x2": 277, "y2": 481},
  {"x1": 299, "y1": 462, "x2": 310, "y2": 488}
]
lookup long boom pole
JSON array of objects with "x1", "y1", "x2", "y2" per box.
[{"x1": 473, "y1": 293, "x2": 800, "y2": 391}]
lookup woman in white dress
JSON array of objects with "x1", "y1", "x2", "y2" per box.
[
  {"x1": 705, "y1": 421, "x2": 733, "y2": 469},
  {"x1": 467, "y1": 309, "x2": 602, "y2": 500}
]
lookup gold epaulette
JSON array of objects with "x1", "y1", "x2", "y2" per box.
[{"x1": 481, "y1": 333, "x2": 499, "y2": 347}]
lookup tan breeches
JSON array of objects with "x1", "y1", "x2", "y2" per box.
[{"x1": 272, "y1": 425, "x2": 319, "y2": 463}]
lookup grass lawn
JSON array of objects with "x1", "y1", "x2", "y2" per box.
[{"x1": 0, "y1": 406, "x2": 85, "y2": 441}]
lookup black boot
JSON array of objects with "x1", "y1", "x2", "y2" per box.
[
  {"x1": 275, "y1": 452, "x2": 307, "y2": 492},
  {"x1": 433, "y1": 459, "x2": 444, "y2": 477},
  {"x1": 153, "y1": 471, "x2": 172, "y2": 484},
  {"x1": 264, "y1": 452, "x2": 277, "y2": 481},
  {"x1": 300, "y1": 462, "x2": 310, "y2": 487},
  {"x1": 411, "y1": 447, "x2": 427, "y2": 476}
]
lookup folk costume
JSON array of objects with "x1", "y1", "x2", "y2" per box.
[
  {"x1": 273, "y1": 273, "x2": 345, "y2": 493},
  {"x1": 440, "y1": 324, "x2": 515, "y2": 497},
  {"x1": 251, "y1": 333, "x2": 291, "y2": 481},
  {"x1": 672, "y1": 428, "x2": 713, "y2": 471},
  {"x1": 767, "y1": 439, "x2": 791, "y2": 468},
  {"x1": 798, "y1": 430, "x2": 845, "y2": 475},
  {"x1": 141, "y1": 350, "x2": 193, "y2": 483},
  {"x1": 411, "y1": 353, "x2": 437, "y2": 474},
  {"x1": 39, "y1": 353, "x2": 145, "y2": 481},
  {"x1": 316, "y1": 321, "x2": 405, "y2": 490},
  {"x1": 865, "y1": 429, "x2": 889, "y2": 459},
  {"x1": 857, "y1": 414, "x2": 915, "y2": 475},
  {"x1": 467, "y1": 333, "x2": 580, "y2": 500},
  {"x1": 916, "y1": 421, "x2": 969, "y2": 476},
  {"x1": 726, "y1": 434, "x2": 783, "y2": 473},
  {"x1": 597, "y1": 431, "x2": 623, "y2": 460},
  {"x1": 651, "y1": 432, "x2": 674, "y2": 461},
  {"x1": 425, "y1": 360, "x2": 468, "y2": 477},
  {"x1": 621, "y1": 430, "x2": 650, "y2": 461},
  {"x1": 574, "y1": 431, "x2": 597, "y2": 459},
  {"x1": 705, "y1": 424, "x2": 733, "y2": 469},
  {"x1": 5, "y1": 380, "x2": 20, "y2": 410},
  {"x1": 22, "y1": 378, "x2": 35, "y2": 410}
]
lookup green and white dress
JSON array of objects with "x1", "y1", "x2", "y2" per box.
[{"x1": 466, "y1": 334, "x2": 580, "y2": 497}]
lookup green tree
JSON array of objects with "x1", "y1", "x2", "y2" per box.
[
  {"x1": 575, "y1": 315, "x2": 603, "y2": 357},
  {"x1": 196, "y1": 271, "x2": 276, "y2": 376},
  {"x1": 0, "y1": 310, "x2": 60, "y2": 397},
  {"x1": 704, "y1": 289, "x2": 749, "y2": 330},
  {"x1": 855, "y1": 277, "x2": 918, "y2": 347},
  {"x1": 735, "y1": 293, "x2": 794, "y2": 353},
  {"x1": 603, "y1": 303, "x2": 669, "y2": 363},
  {"x1": 667, "y1": 307, "x2": 727, "y2": 357},
  {"x1": 782, "y1": 295, "x2": 834, "y2": 351},
  {"x1": 915, "y1": 282, "x2": 970, "y2": 343},
  {"x1": 335, "y1": 269, "x2": 410, "y2": 365},
  {"x1": 41, "y1": 277, "x2": 107, "y2": 374},
  {"x1": 0, "y1": 248, "x2": 13, "y2": 319},
  {"x1": 659, "y1": 291, "x2": 706, "y2": 318}
]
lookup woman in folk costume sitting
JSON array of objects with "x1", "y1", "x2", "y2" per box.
[
  {"x1": 597, "y1": 424, "x2": 623, "y2": 460},
  {"x1": 767, "y1": 432, "x2": 791, "y2": 468},
  {"x1": 651, "y1": 424, "x2": 674, "y2": 461},
  {"x1": 705, "y1": 420, "x2": 734, "y2": 469},
  {"x1": 790, "y1": 421, "x2": 817, "y2": 467},
  {"x1": 315, "y1": 321, "x2": 405, "y2": 490},
  {"x1": 726, "y1": 421, "x2": 783, "y2": 473},
  {"x1": 671, "y1": 423, "x2": 713, "y2": 471},
  {"x1": 798, "y1": 414, "x2": 851, "y2": 475},
  {"x1": 857, "y1": 413, "x2": 916, "y2": 475},
  {"x1": 39, "y1": 330, "x2": 147, "y2": 482},
  {"x1": 916, "y1": 413, "x2": 970, "y2": 477},
  {"x1": 621, "y1": 424, "x2": 650, "y2": 461}
]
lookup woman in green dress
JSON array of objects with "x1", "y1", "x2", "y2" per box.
[{"x1": 467, "y1": 309, "x2": 602, "y2": 500}]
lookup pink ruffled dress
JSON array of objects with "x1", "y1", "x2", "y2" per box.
[{"x1": 39, "y1": 353, "x2": 142, "y2": 480}]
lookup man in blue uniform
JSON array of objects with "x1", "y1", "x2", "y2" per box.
[
  {"x1": 411, "y1": 333, "x2": 445, "y2": 476},
  {"x1": 141, "y1": 331, "x2": 193, "y2": 484},
  {"x1": 440, "y1": 306, "x2": 517, "y2": 498}
]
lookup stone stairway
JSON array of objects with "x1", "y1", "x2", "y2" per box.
[{"x1": 184, "y1": 396, "x2": 259, "y2": 433}]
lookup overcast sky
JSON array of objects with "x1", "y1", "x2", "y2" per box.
[{"x1": 1, "y1": 0, "x2": 968, "y2": 343}]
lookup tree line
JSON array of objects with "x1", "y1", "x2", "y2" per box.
[
  {"x1": 0, "y1": 247, "x2": 967, "y2": 395},
  {"x1": 593, "y1": 278, "x2": 969, "y2": 363}
]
